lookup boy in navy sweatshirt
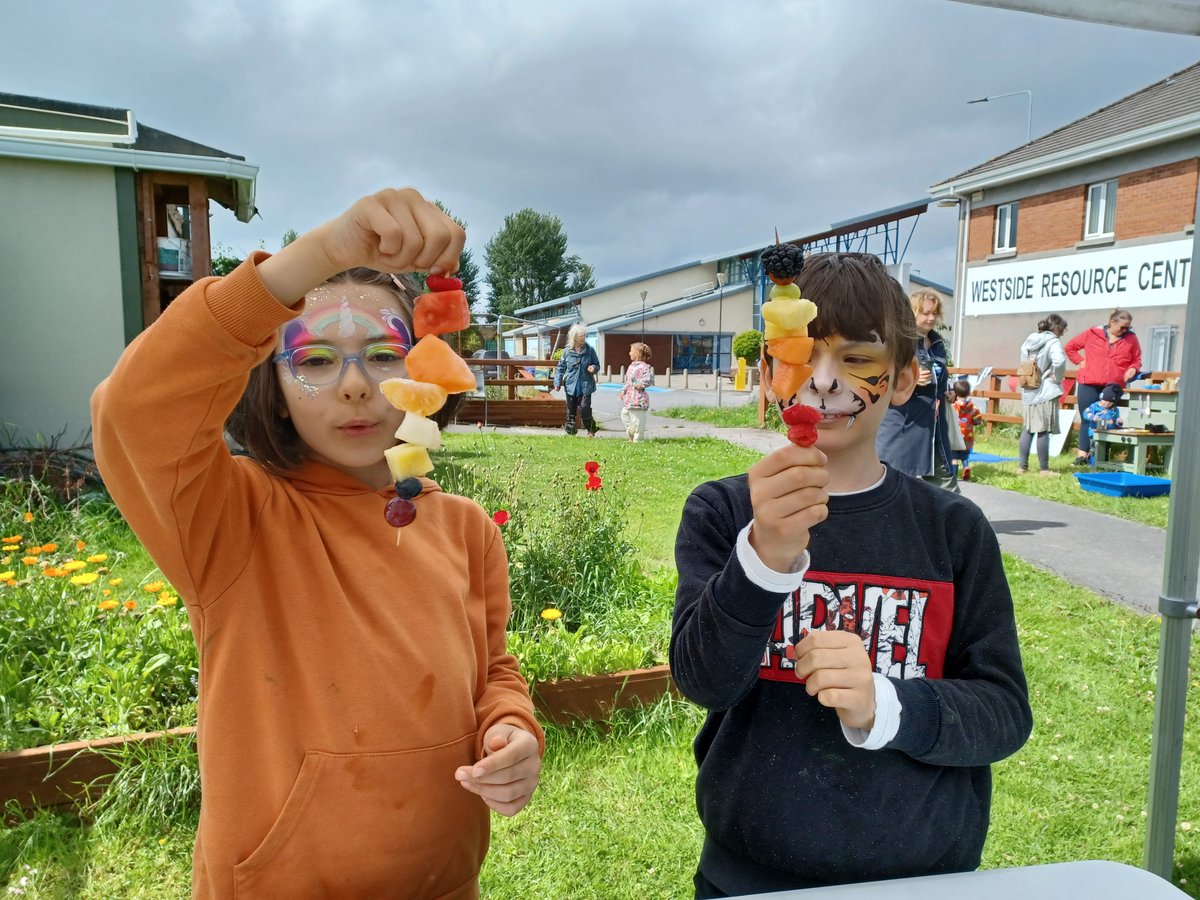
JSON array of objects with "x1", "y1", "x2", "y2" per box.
[{"x1": 671, "y1": 252, "x2": 1032, "y2": 897}]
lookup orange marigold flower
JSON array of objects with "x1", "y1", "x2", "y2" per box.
[
  {"x1": 70, "y1": 573, "x2": 100, "y2": 586},
  {"x1": 21, "y1": 556, "x2": 38, "y2": 566},
  {"x1": 62, "y1": 560, "x2": 87, "y2": 572},
  {"x1": 123, "y1": 600, "x2": 137, "y2": 610},
  {"x1": 23, "y1": 512, "x2": 33, "y2": 523},
  {"x1": 98, "y1": 599, "x2": 119, "y2": 611},
  {"x1": 86, "y1": 553, "x2": 109, "y2": 563},
  {"x1": 143, "y1": 580, "x2": 165, "y2": 593},
  {"x1": 43, "y1": 567, "x2": 67, "y2": 578},
  {"x1": 4, "y1": 580, "x2": 15, "y2": 587},
  {"x1": 1, "y1": 534, "x2": 20, "y2": 543},
  {"x1": 76, "y1": 540, "x2": 87, "y2": 551},
  {"x1": 40, "y1": 543, "x2": 57, "y2": 553}
]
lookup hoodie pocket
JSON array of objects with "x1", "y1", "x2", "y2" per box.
[{"x1": 233, "y1": 732, "x2": 485, "y2": 899}]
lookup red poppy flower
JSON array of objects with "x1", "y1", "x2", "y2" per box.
[
  {"x1": 584, "y1": 461, "x2": 600, "y2": 475},
  {"x1": 492, "y1": 510, "x2": 510, "y2": 526},
  {"x1": 585, "y1": 475, "x2": 603, "y2": 491}
]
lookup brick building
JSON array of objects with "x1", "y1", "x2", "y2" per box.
[{"x1": 931, "y1": 62, "x2": 1200, "y2": 371}]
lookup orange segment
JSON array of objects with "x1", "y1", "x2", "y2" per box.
[
  {"x1": 404, "y1": 335, "x2": 476, "y2": 393},
  {"x1": 766, "y1": 336, "x2": 814, "y2": 365},
  {"x1": 380, "y1": 378, "x2": 449, "y2": 416}
]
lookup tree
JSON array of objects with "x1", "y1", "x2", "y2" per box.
[
  {"x1": 732, "y1": 329, "x2": 763, "y2": 363},
  {"x1": 281, "y1": 228, "x2": 299, "y2": 248},
  {"x1": 484, "y1": 209, "x2": 596, "y2": 319}
]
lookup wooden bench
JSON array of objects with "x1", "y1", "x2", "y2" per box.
[{"x1": 456, "y1": 398, "x2": 568, "y2": 428}]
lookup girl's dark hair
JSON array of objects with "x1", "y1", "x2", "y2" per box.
[
  {"x1": 1038, "y1": 314, "x2": 1067, "y2": 335},
  {"x1": 791, "y1": 252, "x2": 919, "y2": 373},
  {"x1": 225, "y1": 268, "x2": 463, "y2": 471}
]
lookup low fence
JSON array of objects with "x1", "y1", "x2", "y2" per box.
[{"x1": 952, "y1": 367, "x2": 1181, "y2": 439}]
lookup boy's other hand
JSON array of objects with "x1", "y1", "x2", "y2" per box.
[
  {"x1": 455, "y1": 724, "x2": 541, "y2": 816},
  {"x1": 792, "y1": 631, "x2": 876, "y2": 730},
  {"x1": 748, "y1": 443, "x2": 829, "y2": 573}
]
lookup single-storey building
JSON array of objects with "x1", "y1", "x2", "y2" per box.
[
  {"x1": 930, "y1": 61, "x2": 1200, "y2": 370},
  {"x1": 0, "y1": 93, "x2": 258, "y2": 445},
  {"x1": 510, "y1": 199, "x2": 940, "y2": 375}
]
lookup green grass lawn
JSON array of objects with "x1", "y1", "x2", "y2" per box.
[{"x1": 3, "y1": 432, "x2": 1199, "y2": 897}]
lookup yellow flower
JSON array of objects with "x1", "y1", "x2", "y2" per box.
[
  {"x1": 70, "y1": 573, "x2": 100, "y2": 586},
  {"x1": 87, "y1": 553, "x2": 108, "y2": 563},
  {"x1": 540, "y1": 607, "x2": 563, "y2": 621},
  {"x1": 0, "y1": 556, "x2": 9, "y2": 565},
  {"x1": 97, "y1": 599, "x2": 119, "y2": 611},
  {"x1": 21, "y1": 556, "x2": 38, "y2": 566},
  {"x1": 108, "y1": 578, "x2": 122, "y2": 586},
  {"x1": 156, "y1": 595, "x2": 178, "y2": 607},
  {"x1": 123, "y1": 600, "x2": 137, "y2": 611},
  {"x1": 76, "y1": 540, "x2": 87, "y2": 552},
  {"x1": 62, "y1": 560, "x2": 87, "y2": 572},
  {"x1": 23, "y1": 512, "x2": 33, "y2": 523},
  {"x1": 102, "y1": 589, "x2": 112, "y2": 597},
  {"x1": 0, "y1": 571, "x2": 14, "y2": 581},
  {"x1": 143, "y1": 580, "x2": 165, "y2": 593}
]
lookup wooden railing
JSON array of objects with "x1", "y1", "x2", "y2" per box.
[{"x1": 950, "y1": 368, "x2": 1182, "y2": 439}]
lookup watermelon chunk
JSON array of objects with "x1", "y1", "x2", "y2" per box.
[{"x1": 413, "y1": 290, "x2": 470, "y2": 338}]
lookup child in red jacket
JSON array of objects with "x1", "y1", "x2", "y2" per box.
[{"x1": 952, "y1": 379, "x2": 985, "y2": 481}]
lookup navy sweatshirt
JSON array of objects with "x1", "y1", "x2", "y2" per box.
[{"x1": 670, "y1": 466, "x2": 1032, "y2": 894}]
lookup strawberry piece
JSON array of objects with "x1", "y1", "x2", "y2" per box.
[
  {"x1": 781, "y1": 404, "x2": 821, "y2": 426},
  {"x1": 787, "y1": 423, "x2": 819, "y2": 447},
  {"x1": 425, "y1": 274, "x2": 463, "y2": 292}
]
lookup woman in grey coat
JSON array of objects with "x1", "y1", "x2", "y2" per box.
[
  {"x1": 552, "y1": 323, "x2": 601, "y2": 436},
  {"x1": 1017, "y1": 314, "x2": 1068, "y2": 475}
]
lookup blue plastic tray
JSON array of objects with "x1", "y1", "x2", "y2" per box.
[{"x1": 1074, "y1": 472, "x2": 1171, "y2": 498}]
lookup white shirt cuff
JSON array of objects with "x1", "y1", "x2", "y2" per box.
[
  {"x1": 842, "y1": 674, "x2": 902, "y2": 750},
  {"x1": 736, "y1": 522, "x2": 809, "y2": 593}
]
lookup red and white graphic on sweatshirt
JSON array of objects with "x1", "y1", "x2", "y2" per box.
[{"x1": 759, "y1": 570, "x2": 954, "y2": 682}]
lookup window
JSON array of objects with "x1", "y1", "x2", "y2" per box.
[
  {"x1": 994, "y1": 203, "x2": 1018, "y2": 252},
  {"x1": 1147, "y1": 325, "x2": 1178, "y2": 372},
  {"x1": 1085, "y1": 179, "x2": 1118, "y2": 239},
  {"x1": 672, "y1": 333, "x2": 731, "y2": 374}
]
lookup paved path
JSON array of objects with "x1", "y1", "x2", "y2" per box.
[{"x1": 450, "y1": 385, "x2": 1172, "y2": 616}]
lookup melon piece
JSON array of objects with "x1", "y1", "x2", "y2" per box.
[
  {"x1": 384, "y1": 444, "x2": 434, "y2": 481},
  {"x1": 761, "y1": 297, "x2": 818, "y2": 334},
  {"x1": 770, "y1": 361, "x2": 813, "y2": 402},
  {"x1": 413, "y1": 290, "x2": 470, "y2": 338},
  {"x1": 405, "y1": 335, "x2": 476, "y2": 393},
  {"x1": 766, "y1": 336, "x2": 814, "y2": 365},
  {"x1": 380, "y1": 378, "x2": 448, "y2": 416},
  {"x1": 394, "y1": 413, "x2": 441, "y2": 450},
  {"x1": 767, "y1": 282, "x2": 802, "y2": 301}
]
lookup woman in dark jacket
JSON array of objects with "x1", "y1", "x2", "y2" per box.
[
  {"x1": 552, "y1": 323, "x2": 601, "y2": 436},
  {"x1": 877, "y1": 289, "x2": 958, "y2": 493}
]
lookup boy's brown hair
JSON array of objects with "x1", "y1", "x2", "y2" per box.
[
  {"x1": 225, "y1": 268, "x2": 462, "y2": 471},
  {"x1": 780, "y1": 252, "x2": 919, "y2": 375}
]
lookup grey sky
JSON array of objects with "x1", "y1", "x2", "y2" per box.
[{"x1": 3, "y1": 0, "x2": 1198, "y2": 290}]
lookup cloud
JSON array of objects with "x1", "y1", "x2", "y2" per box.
[{"x1": 3, "y1": 0, "x2": 1197, "y2": 290}]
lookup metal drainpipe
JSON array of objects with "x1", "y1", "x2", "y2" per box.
[{"x1": 952, "y1": 192, "x2": 970, "y2": 366}]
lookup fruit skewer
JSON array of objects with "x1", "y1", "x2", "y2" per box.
[{"x1": 759, "y1": 241, "x2": 821, "y2": 447}]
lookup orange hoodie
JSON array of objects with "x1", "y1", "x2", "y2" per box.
[{"x1": 92, "y1": 255, "x2": 542, "y2": 899}]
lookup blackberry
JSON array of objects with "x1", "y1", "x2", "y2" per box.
[{"x1": 760, "y1": 243, "x2": 805, "y2": 279}]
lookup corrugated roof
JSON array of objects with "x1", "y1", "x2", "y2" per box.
[{"x1": 938, "y1": 59, "x2": 1200, "y2": 185}]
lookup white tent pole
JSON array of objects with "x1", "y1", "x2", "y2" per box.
[{"x1": 1144, "y1": 172, "x2": 1200, "y2": 878}]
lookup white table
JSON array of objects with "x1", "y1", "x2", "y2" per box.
[{"x1": 735, "y1": 861, "x2": 1189, "y2": 899}]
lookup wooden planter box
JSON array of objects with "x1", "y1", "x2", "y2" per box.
[
  {"x1": 0, "y1": 726, "x2": 195, "y2": 820},
  {"x1": 531, "y1": 665, "x2": 677, "y2": 725}
]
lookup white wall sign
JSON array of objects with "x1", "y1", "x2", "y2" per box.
[{"x1": 965, "y1": 238, "x2": 1194, "y2": 316}]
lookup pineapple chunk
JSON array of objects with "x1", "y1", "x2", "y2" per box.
[
  {"x1": 394, "y1": 413, "x2": 441, "y2": 450},
  {"x1": 384, "y1": 444, "x2": 433, "y2": 481}
]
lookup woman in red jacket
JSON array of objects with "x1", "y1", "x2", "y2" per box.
[{"x1": 1064, "y1": 308, "x2": 1141, "y2": 465}]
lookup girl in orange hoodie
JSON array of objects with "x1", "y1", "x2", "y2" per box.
[{"x1": 93, "y1": 189, "x2": 543, "y2": 899}]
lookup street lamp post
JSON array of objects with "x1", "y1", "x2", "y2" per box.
[
  {"x1": 640, "y1": 289, "x2": 648, "y2": 341},
  {"x1": 967, "y1": 90, "x2": 1033, "y2": 144},
  {"x1": 715, "y1": 273, "x2": 727, "y2": 407}
]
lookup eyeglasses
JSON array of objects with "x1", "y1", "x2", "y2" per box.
[{"x1": 272, "y1": 341, "x2": 410, "y2": 387}]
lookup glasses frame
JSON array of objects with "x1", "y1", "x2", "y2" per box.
[{"x1": 272, "y1": 340, "x2": 411, "y2": 387}]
